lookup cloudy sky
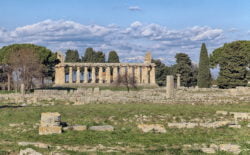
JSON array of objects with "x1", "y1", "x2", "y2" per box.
[{"x1": 0, "y1": 0, "x2": 250, "y2": 64}]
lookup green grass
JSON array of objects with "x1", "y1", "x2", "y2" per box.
[
  {"x1": 0, "y1": 103, "x2": 250, "y2": 154},
  {"x1": 0, "y1": 90, "x2": 16, "y2": 94}
]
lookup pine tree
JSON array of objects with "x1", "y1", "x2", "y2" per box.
[
  {"x1": 197, "y1": 43, "x2": 211, "y2": 88},
  {"x1": 95, "y1": 51, "x2": 105, "y2": 62},
  {"x1": 217, "y1": 42, "x2": 248, "y2": 88},
  {"x1": 108, "y1": 51, "x2": 120, "y2": 63},
  {"x1": 65, "y1": 49, "x2": 80, "y2": 62}
]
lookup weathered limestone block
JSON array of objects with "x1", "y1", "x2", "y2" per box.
[
  {"x1": 39, "y1": 126, "x2": 62, "y2": 135},
  {"x1": 19, "y1": 148, "x2": 42, "y2": 155},
  {"x1": 219, "y1": 144, "x2": 241, "y2": 154},
  {"x1": 137, "y1": 124, "x2": 166, "y2": 133},
  {"x1": 40, "y1": 112, "x2": 61, "y2": 127},
  {"x1": 89, "y1": 125, "x2": 114, "y2": 131},
  {"x1": 39, "y1": 112, "x2": 62, "y2": 135}
]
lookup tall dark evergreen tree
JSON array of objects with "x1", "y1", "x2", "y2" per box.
[
  {"x1": 197, "y1": 43, "x2": 211, "y2": 88},
  {"x1": 82, "y1": 48, "x2": 96, "y2": 62},
  {"x1": 95, "y1": 51, "x2": 105, "y2": 62},
  {"x1": 217, "y1": 42, "x2": 248, "y2": 88},
  {"x1": 65, "y1": 49, "x2": 80, "y2": 62},
  {"x1": 108, "y1": 51, "x2": 120, "y2": 63},
  {"x1": 173, "y1": 53, "x2": 196, "y2": 87}
]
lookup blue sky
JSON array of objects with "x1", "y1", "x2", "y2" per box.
[{"x1": 0, "y1": 0, "x2": 250, "y2": 64}]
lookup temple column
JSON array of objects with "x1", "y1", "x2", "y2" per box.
[
  {"x1": 84, "y1": 67, "x2": 88, "y2": 83},
  {"x1": 106, "y1": 66, "x2": 111, "y2": 83},
  {"x1": 55, "y1": 66, "x2": 65, "y2": 85},
  {"x1": 69, "y1": 67, "x2": 73, "y2": 83},
  {"x1": 150, "y1": 66, "x2": 156, "y2": 84},
  {"x1": 76, "y1": 67, "x2": 81, "y2": 84},
  {"x1": 99, "y1": 66, "x2": 103, "y2": 84},
  {"x1": 91, "y1": 67, "x2": 96, "y2": 83},
  {"x1": 135, "y1": 66, "x2": 141, "y2": 84},
  {"x1": 142, "y1": 66, "x2": 149, "y2": 84},
  {"x1": 120, "y1": 66, "x2": 126, "y2": 76},
  {"x1": 113, "y1": 66, "x2": 118, "y2": 82},
  {"x1": 128, "y1": 66, "x2": 133, "y2": 78}
]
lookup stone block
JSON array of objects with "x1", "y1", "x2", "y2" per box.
[
  {"x1": 89, "y1": 125, "x2": 114, "y2": 131},
  {"x1": 39, "y1": 126, "x2": 62, "y2": 135},
  {"x1": 40, "y1": 112, "x2": 61, "y2": 127},
  {"x1": 20, "y1": 148, "x2": 42, "y2": 155}
]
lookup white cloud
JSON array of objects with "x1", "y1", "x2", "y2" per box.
[
  {"x1": 0, "y1": 19, "x2": 228, "y2": 64},
  {"x1": 128, "y1": 6, "x2": 141, "y2": 11}
]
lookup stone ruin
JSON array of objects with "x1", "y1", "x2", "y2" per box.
[{"x1": 39, "y1": 112, "x2": 62, "y2": 135}]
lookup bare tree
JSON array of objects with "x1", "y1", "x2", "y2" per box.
[
  {"x1": 8, "y1": 48, "x2": 44, "y2": 91},
  {"x1": 114, "y1": 72, "x2": 137, "y2": 92}
]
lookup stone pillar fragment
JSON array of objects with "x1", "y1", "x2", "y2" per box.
[
  {"x1": 55, "y1": 66, "x2": 65, "y2": 85},
  {"x1": 176, "y1": 74, "x2": 181, "y2": 88},
  {"x1": 113, "y1": 66, "x2": 118, "y2": 82},
  {"x1": 135, "y1": 66, "x2": 141, "y2": 84},
  {"x1": 150, "y1": 66, "x2": 156, "y2": 84},
  {"x1": 84, "y1": 67, "x2": 88, "y2": 83},
  {"x1": 99, "y1": 66, "x2": 103, "y2": 84},
  {"x1": 91, "y1": 67, "x2": 96, "y2": 83},
  {"x1": 106, "y1": 66, "x2": 111, "y2": 83},
  {"x1": 20, "y1": 83, "x2": 25, "y2": 95},
  {"x1": 69, "y1": 67, "x2": 73, "y2": 83},
  {"x1": 76, "y1": 67, "x2": 81, "y2": 84},
  {"x1": 166, "y1": 75, "x2": 175, "y2": 99}
]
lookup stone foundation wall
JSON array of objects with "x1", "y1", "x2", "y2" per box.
[{"x1": 0, "y1": 87, "x2": 250, "y2": 105}]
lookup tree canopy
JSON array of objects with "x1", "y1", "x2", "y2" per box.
[
  {"x1": 82, "y1": 48, "x2": 105, "y2": 63},
  {"x1": 0, "y1": 44, "x2": 58, "y2": 79},
  {"x1": 172, "y1": 53, "x2": 197, "y2": 87},
  {"x1": 108, "y1": 51, "x2": 120, "y2": 63},
  {"x1": 211, "y1": 41, "x2": 249, "y2": 88},
  {"x1": 65, "y1": 49, "x2": 80, "y2": 62}
]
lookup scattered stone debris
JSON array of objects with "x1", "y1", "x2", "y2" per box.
[
  {"x1": 216, "y1": 111, "x2": 228, "y2": 115},
  {"x1": 228, "y1": 124, "x2": 241, "y2": 128},
  {"x1": 63, "y1": 125, "x2": 87, "y2": 131},
  {"x1": 168, "y1": 122, "x2": 198, "y2": 128},
  {"x1": 39, "y1": 112, "x2": 62, "y2": 135},
  {"x1": 9, "y1": 122, "x2": 24, "y2": 127},
  {"x1": 219, "y1": 144, "x2": 241, "y2": 154},
  {"x1": 201, "y1": 147, "x2": 216, "y2": 154},
  {"x1": 137, "y1": 124, "x2": 166, "y2": 133},
  {"x1": 18, "y1": 141, "x2": 50, "y2": 149},
  {"x1": 19, "y1": 148, "x2": 42, "y2": 155},
  {"x1": 230, "y1": 112, "x2": 250, "y2": 120},
  {"x1": 89, "y1": 125, "x2": 114, "y2": 131},
  {"x1": 199, "y1": 121, "x2": 230, "y2": 128}
]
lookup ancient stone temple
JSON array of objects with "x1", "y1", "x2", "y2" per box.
[{"x1": 54, "y1": 52, "x2": 156, "y2": 85}]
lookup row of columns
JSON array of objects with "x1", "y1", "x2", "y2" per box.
[{"x1": 55, "y1": 65, "x2": 156, "y2": 85}]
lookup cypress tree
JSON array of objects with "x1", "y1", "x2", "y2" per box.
[
  {"x1": 65, "y1": 49, "x2": 80, "y2": 62},
  {"x1": 82, "y1": 48, "x2": 96, "y2": 62},
  {"x1": 108, "y1": 51, "x2": 120, "y2": 63},
  {"x1": 197, "y1": 43, "x2": 211, "y2": 88}
]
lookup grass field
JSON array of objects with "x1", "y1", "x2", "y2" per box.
[{"x1": 0, "y1": 102, "x2": 250, "y2": 154}]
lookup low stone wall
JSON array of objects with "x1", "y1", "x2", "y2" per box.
[{"x1": 0, "y1": 87, "x2": 250, "y2": 105}]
